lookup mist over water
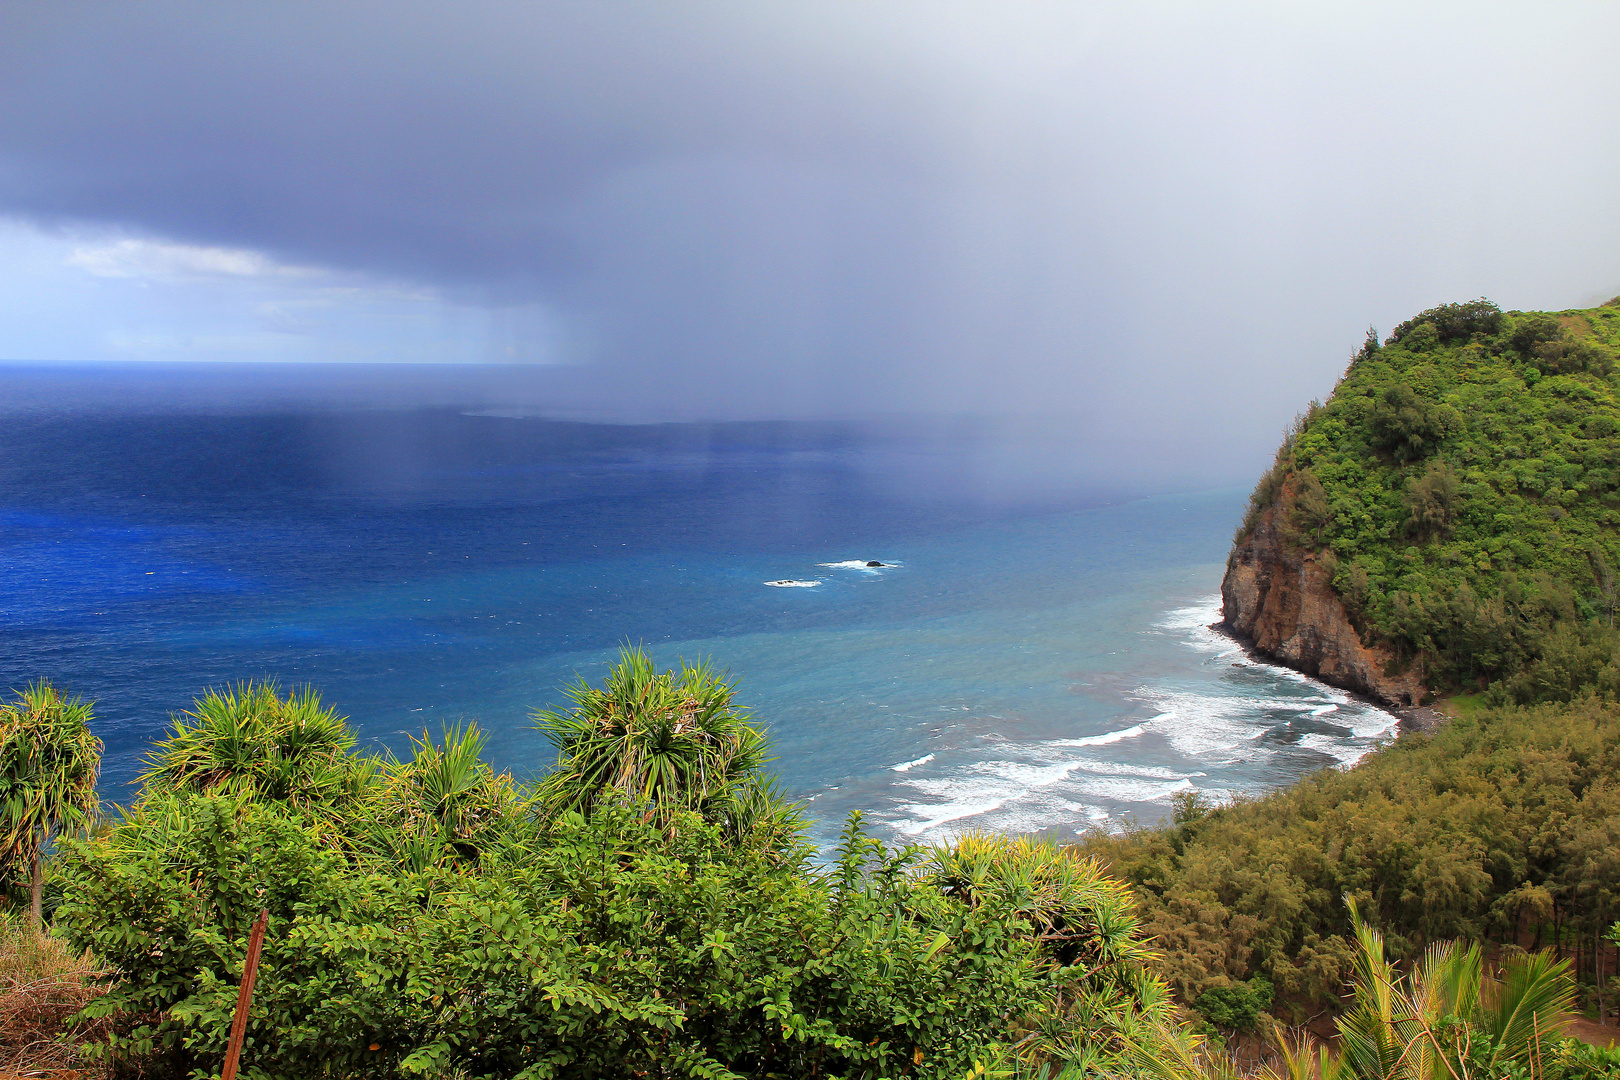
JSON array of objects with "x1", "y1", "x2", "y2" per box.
[{"x1": 0, "y1": 366, "x2": 1395, "y2": 845}]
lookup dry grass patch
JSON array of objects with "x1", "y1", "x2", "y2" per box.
[{"x1": 0, "y1": 913, "x2": 111, "y2": 1078}]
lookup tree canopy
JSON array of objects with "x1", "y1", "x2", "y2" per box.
[{"x1": 1239, "y1": 297, "x2": 1620, "y2": 697}]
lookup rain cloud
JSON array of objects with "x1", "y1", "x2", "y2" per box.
[{"x1": 2, "y1": 2, "x2": 1619, "y2": 479}]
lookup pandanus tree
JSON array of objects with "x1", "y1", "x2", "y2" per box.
[
  {"x1": 138, "y1": 681, "x2": 375, "y2": 810},
  {"x1": 928, "y1": 832, "x2": 1182, "y2": 1073},
  {"x1": 532, "y1": 648, "x2": 795, "y2": 843},
  {"x1": 364, "y1": 722, "x2": 526, "y2": 871},
  {"x1": 0, "y1": 683, "x2": 102, "y2": 932}
]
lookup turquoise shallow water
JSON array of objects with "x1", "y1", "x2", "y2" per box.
[
  {"x1": 533, "y1": 493, "x2": 1397, "y2": 847},
  {"x1": 0, "y1": 402, "x2": 1394, "y2": 847}
]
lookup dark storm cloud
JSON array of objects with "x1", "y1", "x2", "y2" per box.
[
  {"x1": 3, "y1": 2, "x2": 1620, "y2": 477},
  {"x1": 1, "y1": 4, "x2": 933, "y2": 292}
]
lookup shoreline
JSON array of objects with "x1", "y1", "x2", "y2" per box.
[{"x1": 1206, "y1": 618, "x2": 1445, "y2": 738}]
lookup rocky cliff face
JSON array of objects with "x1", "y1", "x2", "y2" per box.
[{"x1": 1220, "y1": 491, "x2": 1427, "y2": 707}]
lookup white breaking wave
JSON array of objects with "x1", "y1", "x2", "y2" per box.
[
  {"x1": 764, "y1": 579, "x2": 821, "y2": 588},
  {"x1": 1156, "y1": 595, "x2": 1249, "y2": 660},
  {"x1": 889, "y1": 735, "x2": 1199, "y2": 838},
  {"x1": 1051, "y1": 722, "x2": 1148, "y2": 748},
  {"x1": 1134, "y1": 595, "x2": 1399, "y2": 772},
  {"x1": 893, "y1": 760, "x2": 1196, "y2": 838},
  {"x1": 1351, "y1": 713, "x2": 1399, "y2": 739},
  {"x1": 1132, "y1": 687, "x2": 1296, "y2": 760},
  {"x1": 1296, "y1": 732, "x2": 1375, "y2": 767},
  {"x1": 1156, "y1": 597, "x2": 1224, "y2": 633},
  {"x1": 834, "y1": 589, "x2": 1403, "y2": 847},
  {"x1": 1058, "y1": 757, "x2": 1200, "y2": 780}
]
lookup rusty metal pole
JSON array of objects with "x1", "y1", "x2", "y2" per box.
[{"x1": 221, "y1": 908, "x2": 269, "y2": 1080}]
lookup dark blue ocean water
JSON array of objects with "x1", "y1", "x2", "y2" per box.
[{"x1": 0, "y1": 382, "x2": 1394, "y2": 846}]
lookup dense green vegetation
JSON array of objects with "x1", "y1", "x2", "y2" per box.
[
  {"x1": 6, "y1": 661, "x2": 1189, "y2": 1079},
  {"x1": 0, "y1": 669, "x2": 1606, "y2": 1078},
  {"x1": 1137, "y1": 903, "x2": 1596, "y2": 1080},
  {"x1": 1076, "y1": 698, "x2": 1620, "y2": 1024},
  {"x1": 1240, "y1": 296, "x2": 1620, "y2": 698}
]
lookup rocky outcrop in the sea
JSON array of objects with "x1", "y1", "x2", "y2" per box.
[{"x1": 1221, "y1": 489, "x2": 1427, "y2": 708}]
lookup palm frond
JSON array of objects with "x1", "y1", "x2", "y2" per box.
[{"x1": 1476, "y1": 949, "x2": 1574, "y2": 1073}]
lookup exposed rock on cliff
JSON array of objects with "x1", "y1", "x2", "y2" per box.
[{"x1": 1221, "y1": 491, "x2": 1427, "y2": 707}]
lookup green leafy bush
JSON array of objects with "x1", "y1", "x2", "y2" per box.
[
  {"x1": 53, "y1": 655, "x2": 1188, "y2": 1079},
  {"x1": 1364, "y1": 384, "x2": 1460, "y2": 463},
  {"x1": 1547, "y1": 1038, "x2": 1620, "y2": 1080},
  {"x1": 1190, "y1": 976, "x2": 1272, "y2": 1031},
  {"x1": 1386, "y1": 298, "x2": 1504, "y2": 346},
  {"x1": 59, "y1": 795, "x2": 1178, "y2": 1078}
]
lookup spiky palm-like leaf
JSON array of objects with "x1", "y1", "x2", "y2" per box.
[
  {"x1": 1293, "y1": 898, "x2": 1577, "y2": 1080},
  {"x1": 531, "y1": 648, "x2": 769, "y2": 828},
  {"x1": 0, "y1": 683, "x2": 102, "y2": 930},
  {"x1": 928, "y1": 833, "x2": 1178, "y2": 1075},
  {"x1": 930, "y1": 833, "x2": 1154, "y2": 972},
  {"x1": 360, "y1": 722, "x2": 526, "y2": 870},
  {"x1": 1115, "y1": 1019, "x2": 1241, "y2": 1080},
  {"x1": 139, "y1": 682, "x2": 372, "y2": 809},
  {"x1": 1259, "y1": 1030, "x2": 1348, "y2": 1080}
]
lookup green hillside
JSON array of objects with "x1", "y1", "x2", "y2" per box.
[{"x1": 1241, "y1": 296, "x2": 1620, "y2": 700}]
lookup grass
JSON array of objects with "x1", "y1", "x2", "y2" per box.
[
  {"x1": 1437, "y1": 692, "x2": 1487, "y2": 720},
  {"x1": 0, "y1": 911, "x2": 110, "y2": 1078}
]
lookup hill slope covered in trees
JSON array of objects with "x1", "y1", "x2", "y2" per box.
[
  {"x1": 1077, "y1": 297, "x2": 1620, "y2": 1037},
  {"x1": 1226, "y1": 296, "x2": 1620, "y2": 703}
]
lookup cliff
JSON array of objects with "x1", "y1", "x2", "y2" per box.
[
  {"x1": 1215, "y1": 296, "x2": 1620, "y2": 707},
  {"x1": 1220, "y1": 480, "x2": 1427, "y2": 707}
]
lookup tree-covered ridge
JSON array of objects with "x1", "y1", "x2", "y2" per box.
[{"x1": 1241, "y1": 296, "x2": 1620, "y2": 696}]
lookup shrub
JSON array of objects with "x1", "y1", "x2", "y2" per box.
[
  {"x1": 1547, "y1": 1038, "x2": 1620, "y2": 1080},
  {"x1": 1387, "y1": 298, "x2": 1503, "y2": 346},
  {"x1": 58, "y1": 793, "x2": 1177, "y2": 1079},
  {"x1": 1507, "y1": 312, "x2": 1566, "y2": 355},
  {"x1": 1403, "y1": 460, "x2": 1460, "y2": 540},
  {"x1": 1190, "y1": 976, "x2": 1272, "y2": 1031},
  {"x1": 1284, "y1": 469, "x2": 1333, "y2": 544},
  {"x1": 1365, "y1": 384, "x2": 1460, "y2": 462},
  {"x1": 1536, "y1": 333, "x2": 1615, "y2": 375}
]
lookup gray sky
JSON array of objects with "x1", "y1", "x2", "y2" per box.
[{"x1": 2, "y1": 1, "x2": 1618, "y2": 476}]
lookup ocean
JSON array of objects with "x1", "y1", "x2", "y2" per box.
[{"x1": 0, "y1": 371, "x2": 1395, "y2": 848}]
